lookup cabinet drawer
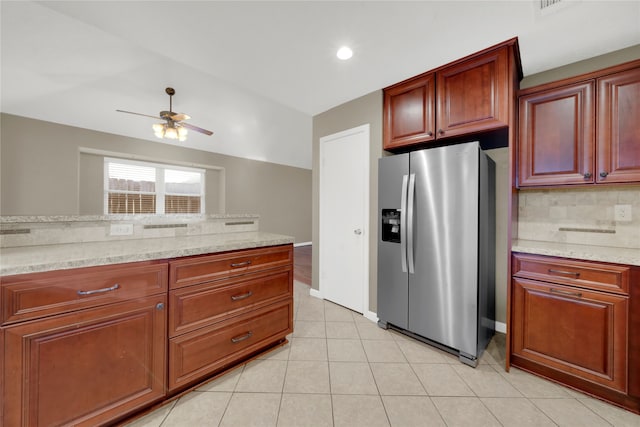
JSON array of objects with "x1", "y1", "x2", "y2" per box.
[
  {"x1": 512, "y1": 277, "x2": 627, "y2": 392},
  {"x1": 512, "y1": 253, "x2": 629, "y2": 294},
  {"x1": 169, "y1": 245, "x2": 293, "y2": 289},
  {"x1": 1, "y1": 261, "x2": 168, "y2": 325},
  {"x1": 169, "y1": 299, "x2": 292, "y2": 391},
  {"x1": 169, "y1": 268, "x2": 292, "y2": 337}
]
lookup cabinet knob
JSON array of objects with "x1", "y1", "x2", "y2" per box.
[
  {"x1": 156, "y1": 303, "x2": 165, "y2": 310},
  {"x1": 438, "y1": 129, "x2": 445, "y2": 136},
  {"x1": 583, "y1": 172, "x2": 592, "y2": 179},
  {"x1": 599, "y1": 171, "x2": 609, "y2": 178},
  {"x1": 426, "y1": 131, "x2": 433, "y2": 137}
]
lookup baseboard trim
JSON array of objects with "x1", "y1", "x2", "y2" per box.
[
  {"x1": 309, "y1": 288, "x2": 322, "y2": 299},
  {"x1": 495, "y1": 321, "x2": 506, "y2": 334},
  {"x1": 294, "y1": 241, "x2": 312, "y2": 247}
]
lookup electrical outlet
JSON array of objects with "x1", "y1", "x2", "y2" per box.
[
  {"x1": 110, "y1": 223, "x2": 134, "y2": 236},
  {"x1": 614, "y1": 205, "x2": 632, "y2": 222}
]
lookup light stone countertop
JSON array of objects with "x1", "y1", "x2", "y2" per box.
[
  {"x1": 0, "y1": 231, "x2": 294, "y2": 276},
  {"x1": 512, "y1": 239, "x2": 640, "y2": 267}
]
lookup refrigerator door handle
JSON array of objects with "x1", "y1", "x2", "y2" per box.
[
  {"x1": 407, "y1": 173, "x2": 416, "y2": 274},
  {"x1": 400, "y1": 174, "x2": 409, "y2": 273}
]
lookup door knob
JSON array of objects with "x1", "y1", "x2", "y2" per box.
[{"x1": 354, "y1": 229, "x2": 362, "y2": 235}]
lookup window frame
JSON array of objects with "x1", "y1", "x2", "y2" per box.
[{"x1": 104, "y1": 157, "x2": 205, "y2": 215}]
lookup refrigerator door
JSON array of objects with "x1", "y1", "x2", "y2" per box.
[
  {"x1": 377, "y1": 153, "x2": 409, "y2": 330},
  {"x1": 408, "y1": 142, "x2": 480, "y2": 358}
]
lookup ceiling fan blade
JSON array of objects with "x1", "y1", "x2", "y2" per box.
[
  {"x1": 169, "y1": 112, "x2": 191, "y2": 121},
  {"x1": 181, "y1": 122, "x2": 213, "y2": 136},
  {"x1": 116, "y1": 110, "x2": 162, "y2": 120}
]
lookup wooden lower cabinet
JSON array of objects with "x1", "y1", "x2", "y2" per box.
[
  {"x1": 3, "y1": 295, "x2": 167, "y2": 427},
  {"x1": 169, "y1": 300, "x2": 292, "y2": 390},
  {"x1": 1, "y1": 243, "x2": 294, "y2": 426},
  {"x1": 510, "y1": 253, "x2": 640, "y2": 414},
  {"x1": 512, "y1": 277, "x2": 627, "y2": 392}
]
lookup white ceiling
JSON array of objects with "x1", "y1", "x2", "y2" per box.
[{"x1": 2, "y1": 1, "x2": 639, "y2": 170}]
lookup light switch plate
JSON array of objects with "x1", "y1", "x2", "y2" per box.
[{"x1": 614, "y1": 205, "x2": 632, "y2": 222}]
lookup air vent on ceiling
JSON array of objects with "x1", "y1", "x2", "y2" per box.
[
  {"x1": 535, "y1": 0, "x2": 578, "y2": 18},
  {"x1": 539, "y1": 0, "x2": 563, "y2": 10}
]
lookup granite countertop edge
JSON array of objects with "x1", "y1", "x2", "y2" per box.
[
  {"x1": 0, "y1": 231, "x2": 294, "y2": 276},
  {"x1": 512, "y1": 239, "x2": 640, "y2": 267}
]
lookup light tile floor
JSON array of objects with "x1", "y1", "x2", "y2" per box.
[{"x1": 125, "y1": 281, "x2": 640, "y2": 426}]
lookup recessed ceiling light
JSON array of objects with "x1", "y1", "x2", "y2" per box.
[{"x1": 336, "y1": 46, "x2": 353, "y2": 60}]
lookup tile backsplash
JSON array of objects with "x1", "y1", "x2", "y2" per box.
[
  {"x1": 518, "y1": 186, "x2": 640, "y2": 249},
  {"x1": 0, "y1": 214, "x2": 260, "y2": 248}
]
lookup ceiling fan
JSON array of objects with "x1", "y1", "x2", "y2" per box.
[{"x1": 116, "y1": 87, "x2": 213, "y2": 141}]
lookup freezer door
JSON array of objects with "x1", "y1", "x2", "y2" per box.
[
  {"x1": 408, "y1": 142, "x2": 480, "y2": 357},
  {"x1": 377, "y1": 154, "x2": 409, "y2": 329}
]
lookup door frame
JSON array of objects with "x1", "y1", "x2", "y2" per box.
[{"x1": 318, "y1": 124, "x2": 370, "y2": 315}]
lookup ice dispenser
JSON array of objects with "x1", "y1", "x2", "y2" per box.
[{"x1": 381, "y1": 209, "x2": 401, "y2": 243}]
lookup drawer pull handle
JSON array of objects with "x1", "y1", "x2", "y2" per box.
[
  {"x1": 231, "y1": 331, "x2": 253, "y2": 343},
  {"x1": 548, "y1": 269, "x2": 580, "y2": 278},
  {"x1": 77, "y1": 283, "x2": 119, "y2": 296},
  {"x1": 231, "y1": 291, "x2": 253, "y2": 301},
  {"x1": 231, "y1": 260, "x2": 252, "y2": 268},
  {"x1": 550, "y1": 288, "x2": 582, "y2": 298}
]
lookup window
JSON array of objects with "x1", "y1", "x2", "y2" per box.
[{"x1": 104, "y1": 158, "x2": 205, "y2": 214}]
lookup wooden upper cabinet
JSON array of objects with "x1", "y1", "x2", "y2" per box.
[
  {"x1": 383, "y1": 39, "x2": 519, "y2": 151},
  {"x1": 597, "y1": 67, "x2": 640, "y2": 183},
  {"x1": 517, "y1": 59, "x2": 640, "y2": 187},
  {"x1": 436, "y1": 47, "x2": 509, "y2": 138},
  {"x1": 518, "y1": 82, "x2": 595, "y2": 186},
  {"x1": 383, "y1": 73, "x2": 435, "y2": 150}
]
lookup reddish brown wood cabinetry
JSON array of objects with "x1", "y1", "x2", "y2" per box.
[
  {"x1": 384, "y1": 39, "x2": 520, "y2": 151},
  {"x1": 1, "y1": 261, "x2": 168, "y2": 427},
  {"x1": 168, "y1": 245, "x2": 293, "y2": 392},
  {"x1": 518, "y1": 60, "x2": 640, "y2": 187},
  {"x1": 383, "y1": 73, "x2": 435, "y2": 150},
  {"x1": 510, "y1": 253, "x2": 640, "y2": 414},
  {"x1": 597, "y1": 67, "x2": 640, "y2": 183},
  {"x1": 1, "y1": 244, "x2": 294, "y2": 425}
]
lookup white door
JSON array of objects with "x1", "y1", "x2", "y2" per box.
[{"x1": 319, "y1": 124, "x2": 369, "y2": 314}]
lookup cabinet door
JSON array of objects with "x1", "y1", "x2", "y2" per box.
[
  {"x1": 597, "y1": 67, "x2": 640, "y2": 183},
  {"x1": 511, "y1": 278, "x2": 627, "y2": 392},
  {"x1": 383, "y1": 73, "x2": 435, "y2": 150},
  {"x1": 518, "y1": 82, "x2": 595, "y2": 186},
  {"x1": 436, "y1": 47, "x2": 509, "y2": 138},
  {"x1": 3, "y1": 296, "x2": 167, "y2": 427}
]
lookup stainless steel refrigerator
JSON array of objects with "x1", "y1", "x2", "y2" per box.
[{"x1": 377, "y1": 141, "x2": 495, "y2": 366}]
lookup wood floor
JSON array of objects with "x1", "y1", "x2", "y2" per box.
[{"x1": 293, "y1": 245, "x2": 312, "y2": 286}]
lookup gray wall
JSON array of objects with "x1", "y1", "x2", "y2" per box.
[
  {"x1": 312, "y1": 91, "x2": 383, "y2": 313},
  {"x1": 1, "y1": 114, "x2": 312, "y2": 243},
  {"x1": 521, "y1": 44, "x2": 640, "y2": 89}
]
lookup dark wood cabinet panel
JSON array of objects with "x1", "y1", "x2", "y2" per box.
[
  {"x1": 1, "y1": 260, "x2": 168, "y2": 325},
  {"x1": 512, "y1": 277, "x2": 627, "y2": 392},
  {"x1": 169, "y1": 245, "x2": 293, "y2": 290},
  {"x1": 169, "y1": 267, "x2": 292, "y2": 337},
  {"x1": 597, "y1": 67, "x2": 640, "y2": 183},
  {"x1": 168, "y1": 244, "x2": 293, "y2": 393},
  {"x1": 518, "y1": 82, "x2": 594, "y2": 186},
  {"x1": 509, "y1": 253, "x2": 640, "y2": 414},
  {"x1": 517, "y1": 60, "x2": 640, "y2": 187},
  {"x1": 436, "y1": 47, "x2": 509, "y2": 138},
  {"x1": 3, "y1": 296, "x2": 167, "y2": 427},
  {"x1": 169, "y1": 300, "x2": 292, "y2": 391},
  {"x1": 383, "y1": 73, "x2": 435, "y2": 150},
  {"x1": 383, "y1": 39, "x2": 519, "y2": 151}
]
